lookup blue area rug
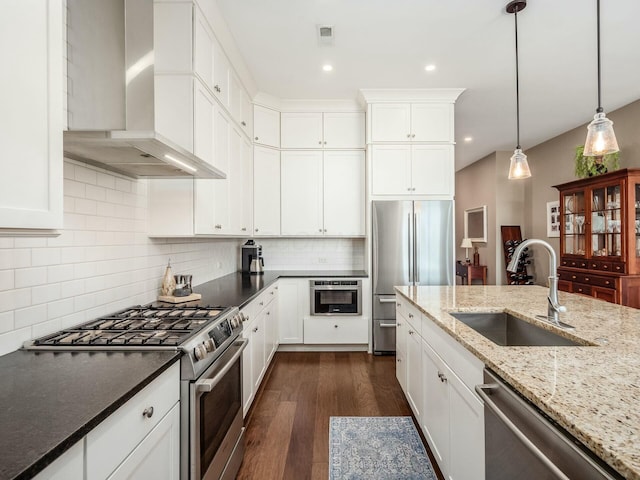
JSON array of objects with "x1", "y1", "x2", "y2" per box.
[{"x1": 329, "y1": 416, "x2": 438, "y2": 480}]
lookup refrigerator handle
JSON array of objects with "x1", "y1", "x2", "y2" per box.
[
  {"x1": 414, "y1": 213, "x2": 420, "y2": 283},
  {"x1": 408, "y1": 213, "x2": 413, "y2": 283}
]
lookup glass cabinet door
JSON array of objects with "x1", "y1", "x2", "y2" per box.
[
  {"x1": 563, "y1": 191, "x2": 586, "y2": 256},
  {"x1": 592, "y1": 184, "x2": 621, "y2": 257}
]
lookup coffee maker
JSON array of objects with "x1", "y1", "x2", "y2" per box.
[{"x1": 241, "y1": 240, "x2": 264, "y2": 274}]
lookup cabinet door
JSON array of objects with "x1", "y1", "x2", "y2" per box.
[
  {"x1": 322, "y1": 112, "x2": 365, "y2": 149},
  {"x1": 229, "y1": 72, "x2": 243, "y2": 125},
  {"x1": 406, "y1": 328, "x2": 423, "y2": 422},
  {"x1": 241, "y1": 93, "x2": 254, "y2": 137},
  {"x1": 0, "y1": 0, "x2": 62, "y2": 229},
  {"x1": 281, "y1": 112, "x2": 323, "y2": 148},
  {"x1": 370, "y1": 104, "x2": 411, "y2": 142},
  {"x1": 107, "y1": 404, "x2": 180, "y2": 480},
  {"x1": 227, "y1": 126, "x2": 243, "y2": 234},
  {"x1": 212, "y1": 39, "x2": 229, "y2": 107},
  {"x1": 253, "y1": 146, "x2": 281, "y2": 235},
  {"x1": 254, "y1": 105, "x2": 280, "y2": 148},
  {"x1": 281, "y1": 151, "x2": 323, "y2": 235},
  {"x1": 251, "y1": 311, "x2": 267, "y2": 392},
  {"x1": 371, "y1": 145, "x2": 411, "y2": 195},
  {"x1": 155, "y1": 75, "x2": 194, "y2": 153},
  {"x1": 207, "y1": 108, "x2": 229, "y2": 233},
  {"x1": 448, "y1": 376, "x2": 485, "y2": 480},
  {"x1": 323, "y1": 151, "x2": 365, "y2": 236},
  {"x1": 240, "y1": 137, "x2": 253, "y2": 235},
  {"x1": 411, "y1": 144, "x2": 454, "y2": 196},
  {"x1": 264, "y1": 297, "x2": 278, "y2": 363},
  {"x1": 410, "y1": 104, "x2": 454, "y2": 142},
  {"x1": 241, "y1": 324, "x2": 253, "y2": 416},
  {"x1": 422, "y1": 340, "x2": 450, "y2": 477},
  {"x1": 193, "y1": 7, "x2": 214, "y2": 91},
  {"x1": 395, "y1": 309, "x2": 407, "y2": 393},
  {"x1": 193, "y1": 79, "x2": 215, "y2": 167},
  {"x1": 278, "y1": 279, "x2": 305, "y2": 343}
]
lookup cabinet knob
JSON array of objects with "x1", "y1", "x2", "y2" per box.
[
  {"x1": 407, "y1": 187, "x2": 411, "y2": 191},
  {"x1": 397, "y1": 302, "x2": 401, "y2": 307},
  {"x1": 266, "y1": 311, "x2": 270, "y2": 315},
  {"x1": 255, "y1": 228, "x2": 259, "y2": 232},
  {"x1": 408, "y1": 330, "x2": 414, "y2": 335},
  {"x1": 411, "y1": 134, "x2": 415, "y2": 138},
  {"x1": 324, "y1": 141, "x2": 327, "y2": 145},
  {"x1": 253, "y1": 327, "x2": 258, "y2": 333},
  {"x1": 334, "y1": 324, "x2": 338, "y2": 328},
  {"x1": 319, "y1": 229, "x2": 323, "y2": 232},
  {"x1": 270, "y1": 291, "x2": 274, "y2": 295},
  {"x1": 585, "y1": 277, "x2": 590, "y2": 281},
  {"x1": 397, "y1": 322, "x2": 402, "y2": 327},
  {"x1": 324, "y1": 229, "x2": 327, "y2": 233},
  {"x1": 259, "y1": 301, "x2": 264, "y2": 306},
  {"x1": 572, "y1": 275, "x2": 577, "y2": 279},
  {"x1": 408, "y1": 313, "x2": 413, "y2": 318},
  {"x1": 319, "y1": 141, "x2": 322, "y2": 145},
  {"x1": 406, "y1": 134, "x2": 411, "y2": 138},
  {"x1": 241, "y1": 121, "x2": 247, "y2": 126},
  {"x1": 241, "y1": 227, "x2": 247, "y2": 231},
  {"x1": 255, "y1": 137, "x2": 259, "y2": 141},
  {"x1": 214, "y1": 85, "x2": 221, "y2": 93},
  {"x1": 605, "y1": 280, "x2": 610, "y2": 285},
  {"x1": 142, "y1": 406, "x2": 154, "y2": 419},
  {"x1": 215, "y1": 224, "x2": 222, "y2": 229}
]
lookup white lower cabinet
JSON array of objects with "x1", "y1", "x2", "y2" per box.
[
  {"x1": 33, "y1": 441, "x2": 84, "y2": 480},
  {"x1": 277, "y1": 279, "x2": 307, "y2": 344},
  {"x1": 86, "y1": 363, "x2": 180, "y2": 480},
  {"x1": 396, "y1": 297, "x2": 484, "y2": 480},
  {"x1": 303, "y1": 316, "x2": 368, "y2": 344},
  {"x1": 241, "y1": 283, "x2": 279, "y2": 417}
]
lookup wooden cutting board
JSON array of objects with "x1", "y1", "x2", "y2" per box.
[{"x1": 157, "y1": 293, "x2": 202, "y2": 303}]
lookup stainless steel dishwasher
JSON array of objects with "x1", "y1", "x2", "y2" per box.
[{"x1": 475, "y1": 369, "x2": 623, "y2": 480}]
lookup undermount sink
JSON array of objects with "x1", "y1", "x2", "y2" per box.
[{"x1": 449, "y1": 312, "x2": 590, "y2": 347}]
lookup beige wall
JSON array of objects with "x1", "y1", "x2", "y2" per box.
[{"x1": 456, "y1": 98, "x2": 640, "y2": 286}]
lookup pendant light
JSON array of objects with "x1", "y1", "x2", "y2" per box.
[
  {"x1": 507, "y1": 0, "x2": 531, "y2": 180},
  {"x1": 583, "y1": 0, "x2": 619, "y2": 157}
]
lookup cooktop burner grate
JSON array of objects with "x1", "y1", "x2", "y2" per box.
[{"x1": 31, "y1": 304, "x2": 230, "y2": 347}]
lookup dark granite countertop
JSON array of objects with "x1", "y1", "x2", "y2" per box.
[
  {"x1": 194, "y1": 270, "x2": 368, "y2": 308},
  {"x1": 0, "y1": 350, "x2": 181, "y2": 480}
]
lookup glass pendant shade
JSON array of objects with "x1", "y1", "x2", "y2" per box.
[
  {"x1": 508, "y1": 148, "x2": 531, "y2": 179},
  {"x1": 583, "y1": 112, "x2": 619, "y2": 157}
]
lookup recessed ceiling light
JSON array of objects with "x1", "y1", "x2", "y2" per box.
[
  {"x1": 464, "y1": 137, "x2": 473, "y2": 142},
  {"x1": 425, "y1": 64, "x2": 436, "y2": 72},
  {"x1": 323, "y1": 64, "x2": 333, "y2": 72}
]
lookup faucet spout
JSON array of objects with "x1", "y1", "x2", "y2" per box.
[{"x1": 507, "y1": 239, "x2": 569, "y2": 327}]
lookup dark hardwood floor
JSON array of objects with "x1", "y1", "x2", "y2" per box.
[{"x1": 236, "y1": 351, "x2": 443, "y2": 480}]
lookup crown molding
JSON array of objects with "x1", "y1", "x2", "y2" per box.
[{"x1": 358, "y1": 88, "x2": 466, "y2": 105}]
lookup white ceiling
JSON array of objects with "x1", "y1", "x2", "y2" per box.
[{"x1": 215, "y1": 0, "x2": 640, "y2": 170}]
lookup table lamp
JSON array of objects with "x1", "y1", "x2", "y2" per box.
[{"x1": 460, "y1": 238, "x2": 473, "y2": 264}]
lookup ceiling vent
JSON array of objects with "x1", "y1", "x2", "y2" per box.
[{"x1": 317, "y1": 25, "x2": 334, "y2": 46}]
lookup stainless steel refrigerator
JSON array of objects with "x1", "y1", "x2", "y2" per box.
[{"x1": 372, "y1": 200, "x2": 454, "y2": 354}]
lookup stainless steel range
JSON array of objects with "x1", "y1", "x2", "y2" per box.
[{"x1": 25, "y1": 304, "x2": 248, "y2": 480}]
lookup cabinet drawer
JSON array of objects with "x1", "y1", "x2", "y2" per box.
[
  {"x1": 580, "y1": 273, "x2": 616, "y2": 289},
  {"x1": 588, "y1": 260, "x2": 613, "y2": 272},
  {"x1": 612, "y1": 262, "x2": 625, "y2": 274},
  {"x1": 86, "y1": 363, "x2": 180, "y2": 480},
  {"x1": 303, "y1": 316, "x2": 368, "y2": 344},
  {"x1": 572, "y1": 283, "x2": 592, "y2": 296},
  {"x1": 592, "y1": 286, "x2": 618, "y2": 304},
  {"x1": 396, "y1": 299, "x2": 421, "y2": 334}
]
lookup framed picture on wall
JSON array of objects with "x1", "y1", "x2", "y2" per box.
[{"x1": 547, "y1": 200, "x2": 560, "y2": 238}]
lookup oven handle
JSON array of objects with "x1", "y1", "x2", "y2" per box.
[
  {"x1": 475, "y1": 383, "x2": 571, "y2": 480},
  {"x1": 195, "y1": 339, "x2": 248, "y2": 394}
]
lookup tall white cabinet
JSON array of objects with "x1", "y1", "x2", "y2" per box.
[
  {"x1": 360, "y1": 89, "x2": 464, "y2": 199},
  {"x1": 0, "y1": 0, "x2": 63, "y2": 231}
]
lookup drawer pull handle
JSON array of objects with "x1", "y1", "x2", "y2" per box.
[
  {"x1": 397, "y1": 322, "x2": 402, "y2": 327},
  {"x1": 408, "y1": 313, "x2": 414, "y2": 318},
  {"x1": 270, "y1": 291, "x2": 274, "y2": 295},
  {"x1": 437, "y1": 372, "x2": 447, "y2": 383},
  {"x1": 142, "y1": 406, "x2": 154, "y2": 419},
  {"x1": 408, "y1": 330, "x2": 414, "y2": 335},
  {"x1": 259, "y1": 301, "x2": 264, "y2": 306},
  {"x1": 572, "y1": 275, "x2": 577, "y2": 279},
  {"x1": 253, "y1": 327, "x2": 258, "y2": 333},
  {"x1": 334, "y1": 324, "x2": 338, "y2": 328},
  {"x1": 585, "y1": 277, "x2": 589, "y2": 281},
  {"x1": 266, "y1": 311, "x2": 270, "y2": 315}
]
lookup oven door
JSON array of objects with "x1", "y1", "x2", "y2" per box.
[{"x1": 190, "y1": 338, "x2": 248, "y2": 480}]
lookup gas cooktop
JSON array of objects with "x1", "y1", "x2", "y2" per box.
[{"x1": 29, "y1": 305, "x2": 231, "y2": 348}]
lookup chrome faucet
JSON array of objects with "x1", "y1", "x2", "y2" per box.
[{"x1": 507, "y1": 239, "x2": 573, "y2": 329}]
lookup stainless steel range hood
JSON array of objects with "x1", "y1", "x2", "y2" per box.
[{"x1": 64, "y1": 0, "x2": 225, "y2": 179}]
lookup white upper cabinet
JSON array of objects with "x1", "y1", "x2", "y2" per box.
[
  {"x1": 212, "y1": 39, "x2": 230, "y2": 108},
  {"x1": 241, "y1": 93, "x2": 254, "y2": 137},
  {"x1": 281, "y1": 151, "x2": 324, "y2": 235},
  {"x1": 281, "y1": 112, "x2": 365, "y2": 149},
  {"x1": 281, "y1": 113, "x2": 323, "y2": 149},
  {"x1": 193, "y1": 7, "x2": 214, "y2": 92},
  {"x1": 0, "y1": 0, "x2": 63, "y2": 231},
  {"x1": 323, "y1": 151, "x2": 365, "y2": 236},
  {"x1": 240, "y1": 137, "x2": 253, "y2": 234},
  {"x1": 323, "y1": 112, "x2": 365, "y2": 148},
  {"x1": 253, "y1": 146, "x2": 281, "y2": 235},
  {"x1": 193, "y1": 80, "x2": 215, "y2": 167},
  {"x1": 370, "y1": 102, "x2": 454, "y2": 143},
  {"x1": 371, "y1": 144, "x2": 453, "y2": 196},
  {"x1": 254, "y1": 105, "x2": 280, "y2": 148}
]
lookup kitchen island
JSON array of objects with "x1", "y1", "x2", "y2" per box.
[{"x1": 395, "y1": 284, "x2": 640, "y2": 480}]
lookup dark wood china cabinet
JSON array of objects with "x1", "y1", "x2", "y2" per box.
[{"x1": 554, "y1": 168, "x2": 640, "y2": 308}]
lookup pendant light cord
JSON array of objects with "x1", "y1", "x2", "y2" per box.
[
  {"x1": 514, "y1": 6, "x2": 521, "y2": 149},
  {"x1": 596, "y1": 0, "x2": 603, "y2": 113}
]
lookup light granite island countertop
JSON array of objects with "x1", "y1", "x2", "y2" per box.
[{"x1": 395, "y1": 284, "x2": 640, "y2": 480}]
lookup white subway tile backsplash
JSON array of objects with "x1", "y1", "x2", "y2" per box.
[
  {"x1": 14, "y1": 238, "x2": 48, "y2": 248},
  {"x1": 63, "y1": 213, "x2": 86, "y2": 230},
  {"x1": 0, "y1": 270, "x2": 14, "y2": 291},
  {"x1": 85, "y1": 215, "x2": 107, "y2": 231},
  {"x1": 0, "y1": 239, "x2": 15, "y2": 249},
  {"x1": 15, "y1": 304, "x2": 48, "y2": 329},
  {"x1": 96, "y1": 202, "x2": 116, "y2": 218},
  {"x1": 32, "y1": 318, "x2": 62, "y2": 338},
  {"x1": 0, "y1": 288, "x2": 31, "y2": 313},
  {"x1": 64, "y1": 179, "x2": 86, "y2": 198},
  {"x1": 75, "y1": 165, "x2": 97, "y2": 185},
  {"x1": 0, "y1": 327, "x2": 31, "y2": 357},
  {"x1": 74, "y1": 292, "x2": 96, "y2": 312},
  {"x1": 96, "y1": 172, "x2": 116, "y2": 189},
  {"x1": 32, "y1": 248, "x2": 62, "y2": 267},
  {"x1": 85, "y1": 184, "x2": 106, "y2": 201},
  {"x1": 15, "y1": 267, "x2": 48, "y2": 288},
  {"x1": 105, "y1": 189, "x2": 124, "y2": 204},
  {"x1": 47, "y1": 298, "x2": 75, "y2": 320},
  {"x1": 115, "y1": 177, "x2": 132, "y2": 193},
  {"x1": 0, "y1": 311, "x2": 14, "y2": 334},
  {"x1": 32, "y1": 283, "x2": 62, "y2": 305},
  {"x1": 75, "y1": 198, "x2": 98, "y2": 215},
  {"x1": 47, "y1": 264, "x2": 75, "y2": 283},
  {"x1": 63, "y1": 161, "x2": 75, "y2": 180},
  {"x1": 60, "y1": 246, "x2": 86, "y2": 264},
  {"x1": 60, "y1": 279, "x2": 85, "y2": 298}
]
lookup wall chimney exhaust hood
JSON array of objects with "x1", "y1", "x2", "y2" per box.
[{"x1": 64, "y1": 0, "x2": 225, "y2": 179}]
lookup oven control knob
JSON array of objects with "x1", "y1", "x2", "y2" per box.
[
  {"x1": 204, "y1": 338, "x2": 215, "y2": 352},
  {"x1": 194, "y1": 343, "x2": 208, "y2": 361}
]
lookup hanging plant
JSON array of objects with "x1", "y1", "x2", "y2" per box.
[{"x1": 574, "y1": 145, "x2": 619, "y2": 178}]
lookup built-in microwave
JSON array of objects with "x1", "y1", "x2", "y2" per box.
[{"x1": 310, "y1": 280, "x2": 362, "y2": 316}]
